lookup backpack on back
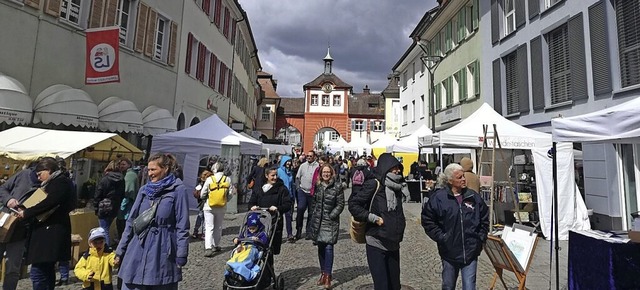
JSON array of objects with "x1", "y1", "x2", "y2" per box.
[
  {"x1": 352, "y1": 169, "x2": 365, "y2": 186},
  {"x1": 208, "y1": 175, "x2": 230, "y2": 207}
]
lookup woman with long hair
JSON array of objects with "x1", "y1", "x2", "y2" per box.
[
  {"x1": 249, "y1": 166, "x2": 292, "y2": 287},
  {"x1": 115, "y1": 153, "x2": 190, "y2": 290},
  {"x1": 17, "y1": 157, "x2": 75, "y2": 290},
  {"x1": 308, "y1": 164, "x2": 344, "y2": 289}
]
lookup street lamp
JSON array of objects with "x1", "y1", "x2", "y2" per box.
[{"x1": 416, "y1": 39, "x2": 442, "y2": 159}]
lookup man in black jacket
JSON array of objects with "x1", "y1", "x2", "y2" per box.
[
  {"x1": 0, "y1": 162, "x2": 40, "y2": 290},
  {"x1": 421, "y1": 163, "x2": 489, "y2": 290}
]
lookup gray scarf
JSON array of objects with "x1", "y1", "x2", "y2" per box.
[{"x1": 385, "y1": 172, "x2": 409, "y2": 211}]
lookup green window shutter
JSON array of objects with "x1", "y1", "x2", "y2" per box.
[
  {"x1": 458, "y1": 9, "x2": 466, "y2": 41},
  {"x1": 473, "y1": 0, "x2": 479, "y2": 30},
  {"x1": 446, "y1": 77, "x2": 453, "y2": 106},
  {"x1": 435, "y1": 83, "x2": 442, "y2": 110},
  {"x1": 446, "y1": 22, "x2": 452, "y2": 52},
  {"x1": 459, "y1": 68, "x2": 468, "y2": 101},
  {"x1": 474, "y1": 60, "x2": 481, "y2": 97}
]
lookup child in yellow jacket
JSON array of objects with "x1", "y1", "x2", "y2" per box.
[{"x1": 74, "y1": 227, "x2": 116, "y2": 290}]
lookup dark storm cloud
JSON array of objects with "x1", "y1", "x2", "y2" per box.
[{"x1": 238, "y1": 0, "x2": 438, "y2": 97}]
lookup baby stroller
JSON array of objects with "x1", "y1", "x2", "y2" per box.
[{"x1": 223, "y1": 209, "x2": 285, "y2": 290}]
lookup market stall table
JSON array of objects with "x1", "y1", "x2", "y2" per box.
[{"x1": 568, "y1": 230, "x2": 640, "y2": 290}]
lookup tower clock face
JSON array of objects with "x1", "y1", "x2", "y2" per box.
[{"x1": 322, "y1": 83, "x2": 332, "y2": 93}]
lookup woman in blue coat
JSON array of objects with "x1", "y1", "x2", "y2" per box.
[{"x1": 115, "y1": 153, "x2": 190, "y2": 290}]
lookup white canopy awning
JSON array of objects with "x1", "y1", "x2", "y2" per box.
[
  {"x1": 142, "y1": 105, "x2": 176, "y2": 136},
  {"x1": 344, "y1": 138, "x2": 372, "y2": 151},
  {"x1": 0, "y1": 73, "x2": 33, "y2": 125},
  {"x1": 421, "y1": 103, "x2": 551, "y2": 149},
  {"x1": 0, "y1": 126, "x2": 143, "y2": 161},
  {"x1": 552, "y1": 96, "x2": 640, "y2": 143},
  {"x1": 98, "y1": 96, "x2": 143, "y2": 134},
  {"x1": 33, "y1": 84, "x2": 98, "y2": 128},
  {"x1": 387, "y1": 124, "x2": 432, "y2": 153}
]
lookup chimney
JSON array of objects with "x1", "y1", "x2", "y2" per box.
[{"x1": 363, "y1": 85, "x2": 370, "y2": 95}]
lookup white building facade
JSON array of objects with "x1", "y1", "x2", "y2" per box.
[{"x1": 481, "y1": 0, "x2": 640, "y2": 230}]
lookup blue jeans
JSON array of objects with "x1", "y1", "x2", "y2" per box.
[
  {"x1": 58, "y1": 260, "x2": 69, "y2": 280},
  {"x1": 317, "y1": 243, "x2": 334, "y2": 274},
  {"x1": 193, "y1": 209, "x2": 204, "y2": 234},
  {"x1": 441, "y1": 258, "x2": 477, "y2": 290},
  {"x1": 31, "y1": 262, "x2": 56, "y2": 290},
  {"x1": 295, "y1": 189, "x2": 313, "y2": 234},
  {"x1": 99, "y1": 217, "x2": 114, "y2": 246}
]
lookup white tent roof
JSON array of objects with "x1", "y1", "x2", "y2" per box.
[
  {"x1": 325, "y1": 137, "x2": 348, "y2": 151},
  {"x1": 262, "y1": 143, "x2": 293, "y2": 155},
  {"x1": 343, "y1": 138, "x2": 372, "y2": 151},
  {"x1": 0, "y1": 126, "x2": 143, "y2": 161},
  {"x1": 33, "y1": 84, "x2": 98, "y2": 128},
  {"x1": 371, "y1": 135, "x2": 398, "y2": 148},
  {"x1": 152, "y1": 114, "x2": 261, "y2": 155},
  {"x1": 141, "y1": 105, "x2": 176, "y2": 136},
  {"x1": 421, "y1": 103, "x2": 551, "y2": 149},
  {"x1": 552, "y1": 96, "x2": 640, "y2": 143},
  {"x1": 0, "y1": 73, "x2": 32, "y2": 125},
  {"x1": 387, "y1": 124, "x2": 432, "y2": 153},
  {"x1": 98, "y1": 96, "x2": 143, "y2": 134}
]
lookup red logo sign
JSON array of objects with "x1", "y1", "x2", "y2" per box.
[{"x1": 85, "y1": 27, "x2": 120, "y2": 84}]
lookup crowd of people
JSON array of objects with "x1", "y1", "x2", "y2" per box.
[{"x1": 0, "y1": 148, "x2": 488, "y2": 290}]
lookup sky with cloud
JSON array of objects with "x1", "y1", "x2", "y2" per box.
[{"x1": 238, "y1": 0, "x2": 438, "y2": 97}]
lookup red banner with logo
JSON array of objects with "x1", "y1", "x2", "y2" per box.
[{"x1": 85, "y1": 27, "x2": 120, "y2": 84}]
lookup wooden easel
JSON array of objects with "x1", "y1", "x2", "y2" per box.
[{"x1": 484, "y1": 234, "x2": 539, "y2": 290}]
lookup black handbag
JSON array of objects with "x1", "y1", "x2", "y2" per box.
[{"x1": 132, "y1": 198, "x2": 159, "y2": 239}]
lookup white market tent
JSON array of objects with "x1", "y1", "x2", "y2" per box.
[
  {"x1": 152, "y1": 114, "x2": 262, "y2": 208},
  {"x1": 326, "y1": 136, "x2": 348, "y2": 152},
  {"x1": 422, "y1": 103, "x2": 551, "y2": 149},
  {"x1": 421, "y1": 103, "x2": 590, "y2": 240},
  {"x1": 552, "y1": 97, "x2": 640, "y2": 144},
  {"x1": 0, "y1": 126, "x2": 143, "y2": 161},
  {"x1": 262, "y1": 143, "x2": 293, "y2": 155},
  {"x1": 387, "y1": 124, "x2": 432, "y2": 153},
  {"x1": 343, "y1": 138, "x2": 372, "y2": 153},
  {"x1": 552, "y1": 96, "x2": 640, "y2": 229}
]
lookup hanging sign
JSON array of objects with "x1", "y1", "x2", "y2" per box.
[{"x1": 85, "y1": 26, "x2": 120, "y2": 84}]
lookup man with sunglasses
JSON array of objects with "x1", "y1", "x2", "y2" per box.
[{"x1": 294, "y1": 150, "x2": 319, "y2": 240}]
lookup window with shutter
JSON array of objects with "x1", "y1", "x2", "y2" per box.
[
  {"x1": 116, "y1": 0, "x2": 136, "y2": 46},
  {"x1": 616, "y1": 0, "x2": 640, "y2": 88},
  {"x1": 504, "y1": 0, "x2": 516, "y2": 36},
  {"x1": 196, "y1": 43, "x2": 204, "y2": 81},
  {"x1": 435, "y1": 82, "x2": 442, "y2": 110},
  {"x1": 457, "y1": 68, "x2": 468, "y2": 101},
  {"x1": 445, "y1": 77, "x2": 453, "y2": 107},
  {"x1": 61, "y1": 0, "x2": 88, "y2": 27},
  {"x1": 214, "y1": 0, "x2": 222, "y2": 27},
  {"x1": 185, "y1": 33, "x2": 193, "y2": 74},
  {"x1": 412, "y1": 100, "x2": 416, "y2": 122},
  {"x1": 153, "y1": 15, "x2": 170, "y2": 62},
  {"x1": 473, "y1": 0, "x2": 479, "y2": 30},
  {"x1": 458, "y1": 9, "x2": 466, "y2": 42},
  {"x1": 103, "y1": 0, "x2": 117, "y2": 26},
  {"x1": 227, "y1": 70, "x2": 232, "y2": 98},
  {"x1": 203, "y1": 50, "x2": 211, "y2": 83},
  {"x1": 203, "y1": 0, "x2": 211, "y2": 16},
  {"x1": 144, "y1": 9, "x2": 157, "y2": 57},
  {"x1": 402, "y1": 106, "x2": 408, "y2": 125},
  {"x1": 24, "y1": 0, "x2": 41, "y2": 9},
  {"x1": 469, "y1": 60, "x2": 480, "y2": 97},
  {"x1": 445, "y1": 22, "x2": 453, "y2": 52},
  {"x1": 134, "y1": 2, "x2": 148, "y2": 53},
  {"x1": 218, "y1": 64, "x2": 226, "y2": 95},
  {"x1": 168, "y1": 21, "x2": 178, "y2": 66},
  {"x1": 420, "y1": 95, "x2": 425, "y2": 118},
  {"x1": 333, "y1": 95, "x2": 341, "y2": 106},
  {"x1": 208, "y1": 54, "x2": 217, "y2": 88},
  {"x1": 504, "y1": 51, "x2": 519, "y2": 114},
  {"x1": 223, "y1": 7, "x2": 230, "y2": 39},
  {"x1": 589, "y1": 1, "x2": 611, "y2": 94},
  {"x1": 88, "y1": 0, "x2": 105, "y2": 29},
  {"x1": 547, "y1": 24, "x2": 571, "y2": 104},
  {"x1": 545, "y1": 0, "x2": 562, "y2": 9}
]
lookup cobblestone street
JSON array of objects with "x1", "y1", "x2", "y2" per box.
[{"x1": 16, "y1": 188, "x2": 568, "y2": 290}]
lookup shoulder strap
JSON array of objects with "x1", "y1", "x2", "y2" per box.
[
  {"x1": 82, "y1": 250, "x2": 90, "y2": 259},
  {"x1": 368, "y1": 180, "x2": 380, "y2": 211}
]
